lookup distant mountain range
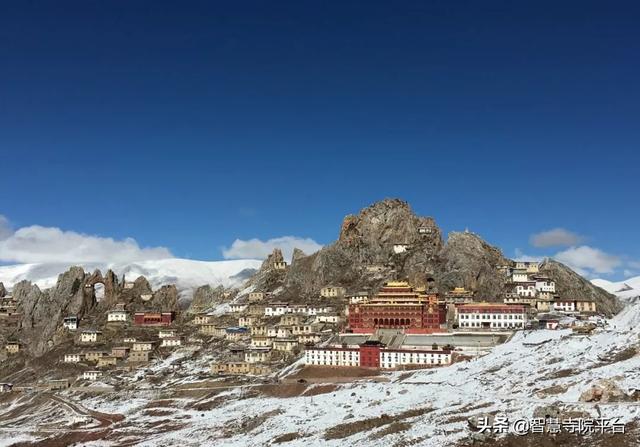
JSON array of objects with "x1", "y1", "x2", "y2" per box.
[{"x1": 0, "y1": 258, "x2": 261, "y2": 296}]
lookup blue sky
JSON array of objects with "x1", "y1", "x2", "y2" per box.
[{"x1": 0, "y1": 1, "x2": 639, "y2": 279}]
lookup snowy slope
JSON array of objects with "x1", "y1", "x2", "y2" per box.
[
  {"x1": 0, "y1": 258, "x2": 261, "y2": 295},
  {"x1": 592, "y1": 276, "x2": 640, "y2": 299}
]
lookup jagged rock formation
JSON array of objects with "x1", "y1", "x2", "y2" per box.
[
  {"x1": 245, "y1": 198, "x2": 619, "y2": 315},
  {"x1": 0, "y1": 282, "x2": 6, "y2": 297},
  {"x1": 187, "y1": 285, "x2": 231, "y2": 313},
  {"x1": 13, "y1": 267, "x2": 95, "y2": 356},
  {"x1": 6, "y1": 266, "x2": 178, "y2": 358}
]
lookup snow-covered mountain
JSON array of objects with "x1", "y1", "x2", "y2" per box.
[
  {"x1": 0, "y1": 258, "x2": 261, "y2": 296},
  {"x1": 592, "y1": 276, "x2": 640, "y2": 300}
]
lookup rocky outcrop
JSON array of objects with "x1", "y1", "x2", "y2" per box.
[
  {"x1": 188, "y1": 285, "x2": 227, "y2": 313},
  {"x1": 85, "y1": 269, "x2": 122, "y2": 305},
  {"x1": 245, "y1": 199, "x2": 620, "y2": 315},
  {"x1": 435, "y1": 231, "x2": 510, "y2": 298},
  {"x1": 580, "y1": 379, "x2": 630, "y2": 403},
  {"x1": 13, "y1": 267, "x2": 96, "y2": 356},
  {"x1": 0, "y1": 282, "x2": 6, "y2": 297}
]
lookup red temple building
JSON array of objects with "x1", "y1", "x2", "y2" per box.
[
  {"x1": 134, "y1": 312, "x2": 175, "y2": 326},
  {"x1": 348, "y1": 281, "x2": 447, "y2": 334}
]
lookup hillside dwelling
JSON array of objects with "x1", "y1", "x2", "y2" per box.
[
  {"x1": 247, "y1": 304, "x2": 266, "y2": 316},
  {"x1": 512, "y1": 270, "x2": 529, "y2": 283},
  {"x1": 248, "y1": 292, "x2": 265, "y2": 303},
  {"x1": 225, "y1": 327, "x2": 249, "y2": 341},
  {"x1": 193, "y1": 313, "x2": 214, "y2": 325},
  {"x1": 85, "y1": 351, "x2": 108, "y2": 362},
  {"x1": 200, "y1": 324, "x2": 226, "y2": 337},
  {"x1": 238, "y1": 315, "x2": 260, "y2": 327},
  {"x1": 291, "y1": 325, "x2": 314, "y2": 335},
  {"x1": 305, "y1": 305, "x2": 334, "y2": 316},
  {"x1": 107, "y1": 310, "x2": 129, "y2": 323},
  {"x1": 276, "y1": 326, "x2": 293, "y2": 338},
  {"x1": 273, "y1": 261, "x2": 287, "y2": 270},
  {"x1": 123, "y1": 337, "x2": 137, "y2": 343},
  {"x1": 315, "y1": 314, "x2": 341, "y2": 324},
  {"x1": 535, "y1": 278, "x2": 556, "y2": 293},
  {"x1": 515, "y1": 283, "x2": 537, "y2": 298},
  {"x1": 418, "y1": 226, "x2": 432, "y2": 234},
  {"x1": 83, "y1": 371, "x2": 103, "y2": 381},
  {"x1": 64, "y1": 353, "x2": 83, "y2": 363},
  {"x1": 264, "y1": 303, "x2": 290, "y2": 317},
  {"x1": 273, "y1": 338, "x2": 298, "y2": 352},
  {"x1": 577, "y1": 300, "x2": 597, "y2": 313},
  {"x1": 46, "y1": 379, "x2": 71, "y2": 390},
  {"x1": 535, "y1": 300, "x2": 553, "y2": 312},
  {"x1": 393, "y1": 243, "x2": 410, "y2": 254},
  {"x1": 128, "y1": 350, "x2": 151, "y2": 363},
  {"x1": 97, "y1": 356, "x2": 117, "y2": 367},
  {"x1": 537, "y1": 290, "x2": 554, "y2": 301},
  {"x1": 365, "y1": 264, "x2": 386, "y2": 273},
  {"x1": 251, "y1": 325, "x2": 269, "y2": 336},
  {"x1": 132, "y1": 341, "x2": 155, "y2": 352},
  {"x1": 320, "y1": 286, "x2": 346, "y2": 298},
  {"x1": 158, "y1": 329, "x2": 178, "y2": 339},
  {"x1": 124, "y1": 282, "x2": 135, "y2": 289},
  {"x1": 280, "y1": 314, "x2": 304, "y2": 326},
  {"x1": 211, "y1": 361, "x2": 251, "y2": 375},
  {"x1": 553, "y1": 299, "x2": 577, "y2": 313},
  {"x1": 111, "y1": 347, "x2": 130, "y2": 359},
  {"x1": 0, "y1": 383, "x2": 13, "y2": 393},
  {"x1": 457, "y1": 303, "x2": 527, "y2": 330},
  {"x1": 63, "y1": 316, "x2": 79, "y2": 331},
  {"x1": 79, "y1": 330, "x2": 102, "y2": 343},
  {"x1": 251, "y1": 336, "x2": 274, "y2": 348},
  {"x1": 229, "y1": 303, "x2": 248, "y2": 313},
  {"x1": 134, "y1": 312, "x2": 174, "y2": 326},
  {"x1": 244, "y1": 348, "x2": 271, "y2": 363},
  {"x1": 140, "y1": 294, "x2": 153, "y2": 301},
  {"x1": 298, "y1": 333, "x2": 322, "y2": 345},
  {"x1": 348, "y1": 292, "x2": 370, "y2": 304},
  {"x1": 515, "y1": 261, "x2": 540, "y2": 273},
  {"x1": 161, "y1": 337, "x2": 182, "y2": 348},
  {"x1": 5, "y1": 342, "x2": 20, "y2": 354}
]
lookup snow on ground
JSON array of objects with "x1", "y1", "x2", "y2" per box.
[{"x1": 0, "y1": 258, "x2": 261, "y2": 296}]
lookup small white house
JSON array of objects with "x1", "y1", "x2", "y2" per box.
[
  {"x1": 160, "y1": 337, "x2": 182, "y2": 348},
  {"x1": 320, "y1": 286, "x2": 346, "y2": 298},
  {"x1": 315, "y1": 314, "x2": 341, "y2": 324},
  {"x1": 273, "y1": 261, "x2": 287, "y2": 270},
  {"x1": 107, "y1": 310, "x2": 129, "y2": 323},
  {"x1": 124, "y1": 282, "x2": 135, "y2": 289},
  {"x1": 393, "y1": 243, "x2": 410, "y2": 254},
  {"x1": 140, "y1": 293, "x2": 153, "y2": 301},
  {"x1": 132, "y1": 341, "x2": 155, "y2": 352},
  {"x1": 123, "y1": 337, "x2": 137, "y2": 343},
  {"x1": 83, "y1": 371, "x2": 103, "y2": 381},
  {"x1": 244, "y1": 349, "x2": 270, "y2": 363},
  {"x1": 512, "y1": 270, "x2": 529, "y2": 283},
  {"x1": 535, "y1": 279, "x2": 556, "y2": 293},
  {"x1": 80, "y1": 330, "x2": 102, "y2": 343},
  {"x1": 63, "y1": 316, "x2": 79, "y2": 331},
  {"x1": 229, "y1": 303, "x2": 248, "y2": 313},
  {"x1": 64, "y1": 353, "x2": 83, "y2": 363},
  {"x1": 158, "y1": 329, "x2": 178, "y2": 339}
]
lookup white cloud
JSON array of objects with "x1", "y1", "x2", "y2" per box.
[
  {"x1": 0, "y1": 215, "x2": 12, "y2": 240},
  {"x1": 530, "y1": 228, "x2": 583, "y2": 248},
  {"x1": 222, "y1": 236, "x2": 322, "y2": 261},
  {"x1": 0, "y1": 221, "x2": 172, "y2": 264},
  {"x1": 623, "y1": 269, "x2": 637, "y2": 278},
  {"x1": 553, "y1": 245, "x2": 621, "y2": 276}
]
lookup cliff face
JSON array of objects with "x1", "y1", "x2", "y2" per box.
[
  {"x1": 6, "y1": 267, "x2": 179, "y2": 358},
  {"x1": 246, "y1": 198, "x2": 620, "y2": 316}
]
